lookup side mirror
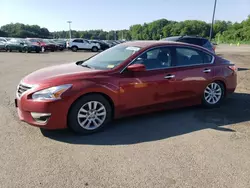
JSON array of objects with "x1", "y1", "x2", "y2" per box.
[{"x1": 127, "y1": 64, "x2": 146, "y2": 72}]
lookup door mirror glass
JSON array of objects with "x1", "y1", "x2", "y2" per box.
[{"x1": 127, "y1": 64, "x2": 146, "y2": 72}]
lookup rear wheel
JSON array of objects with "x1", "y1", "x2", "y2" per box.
[
  {"x1": 91, "y1": 46, "x2": 98, "y2": 52},
  {"x1": 68, "y1": 94, "x2": 113, "y2": 134},
  {"x1": 202, "y1": 82, "x2": 224, "y2": 108}
]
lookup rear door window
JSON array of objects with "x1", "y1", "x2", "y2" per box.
[{"x1": 175, "y1": 47, "x2": 213, "y2": 66}]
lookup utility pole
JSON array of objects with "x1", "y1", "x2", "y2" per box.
[
  {"x1": 209, "y1": 0, "x2": 217, "y2": 41},
  {"x1": 114, "y1": 31, "x2": 116, "y2": 40},
  {"x1": 67, "y1": 21, "x2": 72, "y2": 39}
]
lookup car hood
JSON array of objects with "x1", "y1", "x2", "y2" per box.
[{"x1": 22, "y1": 62, "x2": 99, "y2": 85}]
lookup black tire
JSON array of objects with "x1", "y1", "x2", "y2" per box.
[
  {"x1": 202, "y1": 81, "x2": 225, "y2": 108},
  {"x1": 6, "y1": 46, "x2": 11, "y2": 52},
  {"x1": 68, "y1": 94, "x2": 113, "y2": 134},
  {"x1": 35, "y1": 50, "x2": 40, "y2": 53},
  {"x1": 71, "y1": 46, "x2": 78, "y2": 52},
  {"x1": 19, "y1": 49, "x2": 22, "y2": 52},
  {"x1": 24, "y1": 47, "x2": 31, "y2": 53},
  {"x1": 51, "y1": 49, "x2": 55, "y2": 52},
  {"x1": 91, "y1": 46, "x2": 98, "y2": 52},
  {"x1": 59, "y1": 48, "x2": 64, "y2": 51},
  {"x1": 23, "y1": 47, "x2": 28, "y2": 53}
]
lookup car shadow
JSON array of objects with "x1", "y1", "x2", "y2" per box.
[{"x1": 41, "y1": 92, "x2": 250, "y2": 145}]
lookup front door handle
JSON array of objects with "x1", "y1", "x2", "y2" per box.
[
  {"x1": 164, "y1": 74, "x2": 175, "y2": 79},
  {"x1": 203, "y1": 68, "x2": 211, "y2": 73}
]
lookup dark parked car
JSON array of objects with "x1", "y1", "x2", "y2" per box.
[
  {"x1": 43, "y1": 39, "x2": 64, "y2": 51},
  {"x1": 15, "y1": 41, "x2": 237, "y2": 134},
  {"x1": 20, "y1": 40, "x2": 42, "y2": 53},
  {"x1": 53, "y1": 39, "x2": 67, "y2": 49},
  {"x1": 104, "y1": 40, "x2": 116, "y2": 47},
  {"x1": 5, "y1": 38, "x2": 23, "y2": 52},
  {"x1": 90, "y1": 40, "x2": 110, "y2": 50},
  {"x1": 41, "y1": 39, "x2": 60, "y2": 51},
  {"x1": 0, "y1": 41, "x2": 6, "y2": 51},
  {"x1": 161, "y1": 36, "x2": 215, "y2": 53}
]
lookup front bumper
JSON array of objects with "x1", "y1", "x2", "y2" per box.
[{"x1": 15, "y1": 96, "x2": 69, "y2": 130}]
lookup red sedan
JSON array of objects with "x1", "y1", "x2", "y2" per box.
[
  {"x1": 26, "y1": 38, "x2": 58, "y2": 52},
  {"x1": 15, "y1": 41, "x2": 237, "y2": 134}
]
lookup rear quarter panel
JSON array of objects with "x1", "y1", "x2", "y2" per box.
[{"x1": 212, "y1": 57, "x2": 237, "y2": 94}]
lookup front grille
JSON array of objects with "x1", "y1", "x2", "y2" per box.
[{"x1": 17, "y1": 83, "x2": 32, "y2": 97}]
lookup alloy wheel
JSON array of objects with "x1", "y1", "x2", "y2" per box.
[
  {"x1": 77, "y1": 101, "x2": 107, "y2": 130},
  {"x1": 204, "y1": 82, "x2": 222, "y2": 105}
]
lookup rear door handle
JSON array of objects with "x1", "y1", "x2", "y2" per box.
[
  {"x1": 164, "y1": 74, "x2": 175, "y2": 79},
  {"x1": 203, "y1": 68, "x2": 211, "y2": 73}
]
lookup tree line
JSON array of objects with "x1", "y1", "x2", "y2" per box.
[{"x1": 0, "y1": 16, "x2": 249, "y2": 43}]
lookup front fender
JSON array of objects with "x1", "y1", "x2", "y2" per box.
[{"x1": 66, "y1": 80, "x2": 120, "y2": 109}]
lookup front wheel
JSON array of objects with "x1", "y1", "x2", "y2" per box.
[
  {"x1": 6, "y1": 46, "x2": 12, "y2": 52},
  {"x1": 71, "y1": 46, "x2": 78, "y2": 52},
  {"x1": 68, "y1": 94, "x2": 113, "y2": 134},
  {"x1": 202, "y1": 82, "x2": 225, "y2": 108}
]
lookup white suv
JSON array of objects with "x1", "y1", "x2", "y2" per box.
[{"x1": 67, "y1": 39, "x2": 100, "y2": 52}]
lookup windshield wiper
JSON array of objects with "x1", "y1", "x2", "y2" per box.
[{"x1": 81, "y1": 64, "x2": 93, "y2": 69}]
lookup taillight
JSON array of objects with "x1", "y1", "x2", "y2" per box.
[{"x1": 228, "y1": 65, "x2": 237, "y2": 72}]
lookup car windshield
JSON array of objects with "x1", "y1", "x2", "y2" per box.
[{"x1": 81, "y1": 45, "x2": 141, "y2": 70}]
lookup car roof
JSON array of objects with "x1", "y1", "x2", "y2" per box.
[
  {"x1": 164, "y1": 35, "x2": 208, "y2": 40},
  {"x1": 120, "y1": 40, "x2": 212, "y2": 53}
]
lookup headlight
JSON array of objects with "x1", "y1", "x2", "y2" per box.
[{"x1": 32, "y1": 84, "x2": 72, "y2": 100}]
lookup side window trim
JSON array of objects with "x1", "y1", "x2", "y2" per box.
[
  {"x1": 120, "y1": 45, "x2": 215, "y2": 74},
  {"x1": 73, "y1": 39, "x2": 83, "y2": 43}
]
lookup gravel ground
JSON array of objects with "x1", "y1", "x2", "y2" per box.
[{"x1": 0, "y1": 46, "x2": 250, "y2": 188}]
